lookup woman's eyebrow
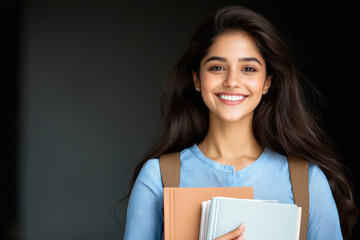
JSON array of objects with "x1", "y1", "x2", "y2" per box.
[
  {"x1": 239, "y1": 57, "x2": 262, "y2": 66},
  {"x1": 204, "y1": 56, "x2": 227, "y2": 63},
  {"x1": 204, "y1": 56, "x2": 262, "y2": 66}
]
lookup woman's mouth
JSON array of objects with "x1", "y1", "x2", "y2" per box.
[
  {"x1": 219, "y1": 94, "x2": 244, "y2": 101},
  {"x1": 216, "y1": 93, "x2": 247, "y2": 105}
]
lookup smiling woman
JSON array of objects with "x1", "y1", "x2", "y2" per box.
[
  {"x1": 123, "y1": 5, "x2": 357, "y2": 240},
  {"x1": 193, "y1": 31, "x2": 271, "y2": 124},
  {"x1": 192, "y1": 31, "x2": 272, "y2": 171}
]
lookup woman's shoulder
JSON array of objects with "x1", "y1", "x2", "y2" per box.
[
  {"x1": 262, "y1": 149, "x2": 330, "y2": 185},
  {"x1": 263, "y1": 148, "x2": 287, "y2": 162},
  {"x1": 139, "y1": 145, "x2": 193, "y2": 175},
  {"x1": 307, "y1": 162, "x2": 331, "y2": 189},
  {"x1": 138, "y1": 158, "x2": 161, "y2": 180},
  {"x1": 258, "y1": 148, "x2": 288, "y2": 169}
]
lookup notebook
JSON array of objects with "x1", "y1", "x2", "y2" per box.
[
  {"x1": 163, "y1": 187, "x2": 253, "y2": 240},
  {"x1": 201, "y1": 197, "x2": 301, "y2": 240}
]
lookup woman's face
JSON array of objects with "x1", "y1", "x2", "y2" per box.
[{"x1": 193, "y1": 31, "x2": 271, "y2": 123}]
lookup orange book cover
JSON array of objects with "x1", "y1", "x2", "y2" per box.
[{"x1": 163, "y1": 187, "x2": 253, "y2": 240}]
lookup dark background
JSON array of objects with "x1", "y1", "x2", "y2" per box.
[{"x1": 2, "y1": 0, "x2": 359, "y2": 239}]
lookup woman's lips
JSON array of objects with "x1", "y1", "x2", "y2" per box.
[{"x1": 215, "y1": 92, "x2": 247, "y2": 105}]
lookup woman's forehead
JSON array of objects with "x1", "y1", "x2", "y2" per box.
[{"x1": 203, "y1": 31, "x2": 264, "y2": 65}]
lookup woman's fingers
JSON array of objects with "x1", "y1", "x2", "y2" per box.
[
  {"x1": 234, "y1": 233, "x2": 246, "y2": 240},
  {"x1": 214, "y1": 223, "x2": 245, "y2": 240}
]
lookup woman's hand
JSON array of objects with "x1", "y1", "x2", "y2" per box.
[{"x1": 214, "y1": 223, "x2": 246, "y2": 240}]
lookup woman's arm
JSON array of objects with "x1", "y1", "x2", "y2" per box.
[
  {"x1": 307, "y1": 163, "x2": 343, "y2": 239},
  {"x1": 124, "y1": 159, "x2": 164, "y2": 240}
]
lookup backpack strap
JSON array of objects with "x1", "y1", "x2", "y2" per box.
[
  {"x1": 158, "y1": 152, "x2": 309, "y2": 240},
  {"x1": 288, "y1": 155, "x2": 309, "y2": 240},
  {"x1": 159, "y1": 152, "x2": 180, "y2": 187}
]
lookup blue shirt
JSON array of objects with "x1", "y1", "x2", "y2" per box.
[{"x1": 124, "y1": 144, "x2": 342, "y2": 239}]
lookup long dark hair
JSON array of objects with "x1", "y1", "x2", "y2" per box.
[{"x1": 126, "y1": 5, "x2": 358, "y2": 239}]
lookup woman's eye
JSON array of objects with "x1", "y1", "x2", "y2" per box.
[
  {"x1": 242, "y1": 67, "x2": 256, "y2": 72},
  {"x1": 209, "y1": 66, "x2": 225, "y2": 71}
]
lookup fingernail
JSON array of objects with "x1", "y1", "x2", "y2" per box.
[{"x1": 238, "y1": 223, "x2": 245, "y2": 230}]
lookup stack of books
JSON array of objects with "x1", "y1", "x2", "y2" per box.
[{"x1": 163, "y1": 187, "x2": 301, "y2": 240}]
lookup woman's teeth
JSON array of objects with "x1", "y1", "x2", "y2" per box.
[{"x1": 219, "y1": 95, "x2": 244, "y2": 101}]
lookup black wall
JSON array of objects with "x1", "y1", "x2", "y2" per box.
[{"x1": 3, "y1": 0, "x2": 359, "y2": 239}]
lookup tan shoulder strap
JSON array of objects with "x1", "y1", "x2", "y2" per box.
[
  {"x1": 159, "y1": 152, "x2": 180, "y2": 187},
  {"x1": 288, "y1": 155, "x2": 309, "y2": 240}
]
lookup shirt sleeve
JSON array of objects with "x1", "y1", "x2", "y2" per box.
[
  {"x1": 307, "y1": 163, "x2": 343, "y2": 240},
  {"x1": 124, "y1": 159, "x2": 164, "y2": 240}
]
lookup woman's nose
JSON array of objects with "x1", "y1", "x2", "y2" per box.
[{"x1": 223, "y1": 69, "x2": 242, "y2": 89}]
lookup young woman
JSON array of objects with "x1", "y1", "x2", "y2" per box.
[{"x1": 123, "y1": 5, "x2": 357, "y2": 240}]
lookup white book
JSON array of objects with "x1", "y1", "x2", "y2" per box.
[
  {"x1": 199, "y1": 197, "x2": 301, "y2": 240},
  {"x1": 199, "y1": 200, "x2": 211, "y2": 240}
]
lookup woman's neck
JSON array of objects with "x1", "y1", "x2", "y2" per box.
[{"x1": 198, "y1": 113, "x2": 263, "y2": 170}]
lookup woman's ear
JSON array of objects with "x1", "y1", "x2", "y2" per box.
[
  {"x1": 192, "y1": 71, "x2": 201, "y2": 92},
  {"x1": 263, "y1": 74, "x2": 272, "y2": 95}
]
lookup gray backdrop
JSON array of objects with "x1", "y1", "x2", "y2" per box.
[{"x1": 17, "y1": 0, "x2": 359, "y2": 239}]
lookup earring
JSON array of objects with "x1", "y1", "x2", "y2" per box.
[{"x1": 195, "y1": 86, "x2": 201, "y2": 92}]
